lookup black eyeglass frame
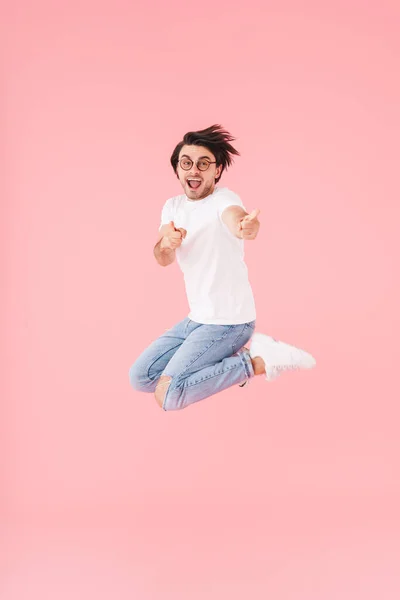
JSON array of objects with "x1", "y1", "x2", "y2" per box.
[{"x1": 178, "y1": 158, "x2": 217, "y2": 171}]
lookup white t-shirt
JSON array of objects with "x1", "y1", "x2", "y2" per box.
[{"x1": 158, "y1": 186, "x2": 256, "y2": 325}]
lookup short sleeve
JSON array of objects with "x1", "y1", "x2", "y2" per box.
[
  {"x1": 158, "y1": 198, "x2": 174, "y2": 231},
  {"x1": 216, "y1": 189, "x2": 246, "y2": 218}
]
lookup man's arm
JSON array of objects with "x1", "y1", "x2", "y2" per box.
[
  {"x1": 221, "y1": 206, "x2": 248, "y2": 238},
  {"x1": 221, "y1": 206, "x2": 261, "y2": 240},
  {"x1": 154, "y1": 237, "x2": 176, "y2": 267}
]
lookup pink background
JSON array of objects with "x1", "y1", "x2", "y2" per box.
[{"x1": 2, "y1": 1, "x2": 400, "y2": 598}]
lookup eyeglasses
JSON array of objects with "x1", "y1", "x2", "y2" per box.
[{"x1": 179, "y1": 157, "x2": 216, "y2": 171}]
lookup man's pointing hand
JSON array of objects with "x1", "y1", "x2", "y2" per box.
[
  {"x1": 238, "y1": 209, "x2": 260, "y2": 240},
  {"x1": 161, "y1": 221, "x2": 187, "y2": 250}
]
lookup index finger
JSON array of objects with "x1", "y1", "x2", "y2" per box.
[
  {"x1": 246, "y1": 209, "x2": 260, "y2": 221},
  {"x1": 176, "y1": 228, "x2": 187, "y2": 239}
]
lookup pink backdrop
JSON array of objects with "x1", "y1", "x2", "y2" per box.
[{"x1": 2, "y1": 1, "x2": 400, "y2": 598}]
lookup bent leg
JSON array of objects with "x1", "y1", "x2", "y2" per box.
[
  {"x1": 129, "y1": 318, "x2": 189, "y2": 393},
  {"x1": 158, "y1": 320, "x2": 256, "y2": 411}
]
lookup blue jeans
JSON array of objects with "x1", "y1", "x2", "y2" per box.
[{"x1": 129, "y1": 317, "x2": 256, "y2": 411}]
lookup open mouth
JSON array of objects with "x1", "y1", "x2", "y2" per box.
[{"x1": 187, "y1": 178, "x2": 202, "y2": 190}]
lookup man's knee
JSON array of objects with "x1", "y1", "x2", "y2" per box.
[
  {"x1": 129, "y1": 361, "x2": 153, "y2": 392},
  {"x1": 154, "y1": 375, "x2": 172, "y2": 409}
]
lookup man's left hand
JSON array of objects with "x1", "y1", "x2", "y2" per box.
[{"x1": 238, "y1": 209, "x2": 261, "y2": 240}]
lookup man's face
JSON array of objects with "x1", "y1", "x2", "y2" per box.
[{"x1": 177, "y1": 145, "x2": 222, "y2": 201}]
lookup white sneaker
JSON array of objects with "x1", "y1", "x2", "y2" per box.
[{"x1": 249, "y1": 333, "x2": 316, "y2": 381}]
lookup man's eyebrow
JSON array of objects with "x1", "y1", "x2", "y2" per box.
[{"x1": 180, "y1": 154, "x2": 212, "y2": 160}]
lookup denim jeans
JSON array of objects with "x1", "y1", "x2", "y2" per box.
[{"x1": 129, "y1": 317, "x2": 256, "y2": 411}]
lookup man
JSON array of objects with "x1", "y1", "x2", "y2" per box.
[{"x1": 129, "y1": 125, "x2": 316, "y2": 411}]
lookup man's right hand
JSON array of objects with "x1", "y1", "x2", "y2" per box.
[{"x1": 160, "y1": 221, "x2": 187, "y2": 250}]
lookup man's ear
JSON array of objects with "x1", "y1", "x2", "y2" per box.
[{"x1": 216, "y1": 165, "x2": 222, "y2": 180}]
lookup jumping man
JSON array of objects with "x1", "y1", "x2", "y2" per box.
[{"x1": 129, "y1": 125, "x2": 316, "y2": 411}]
